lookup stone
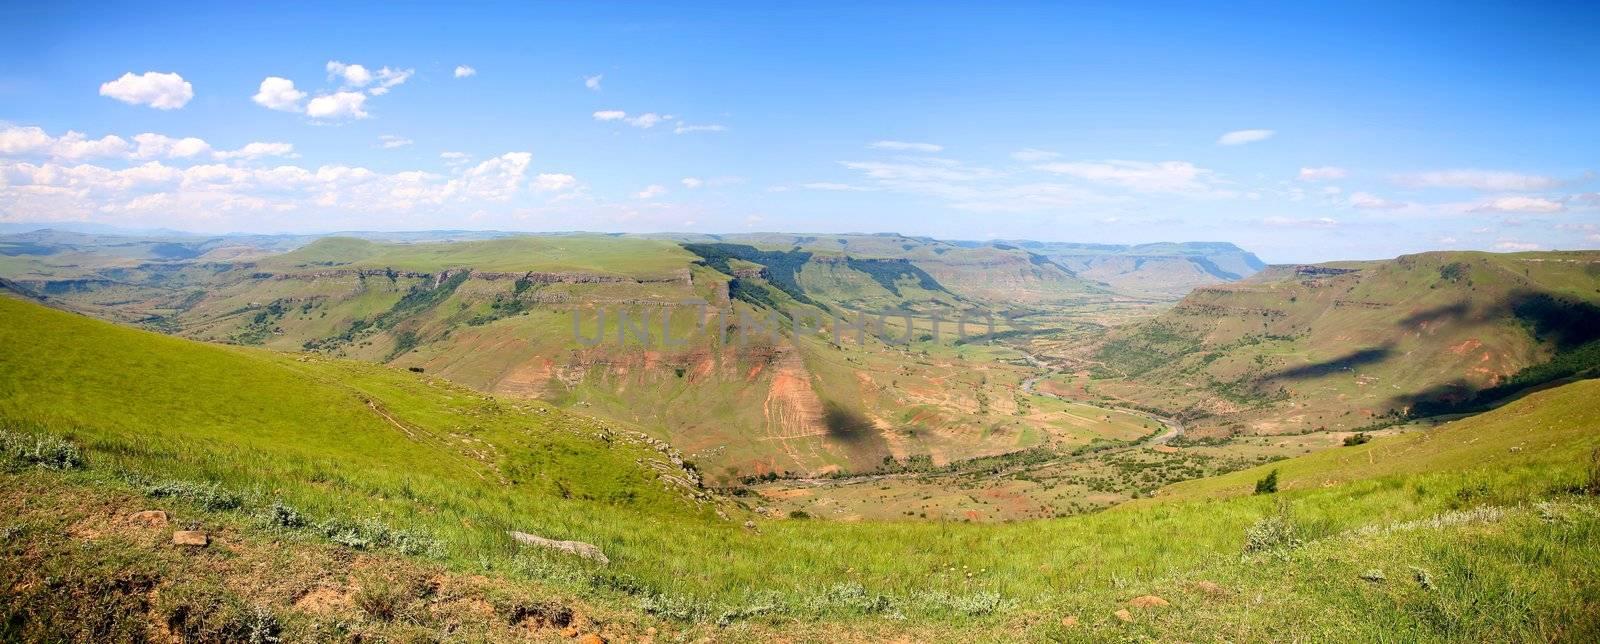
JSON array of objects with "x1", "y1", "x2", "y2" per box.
[
  {"x1": 1129, "y1": 595, "x2": 1169, "y2": 608},
  {"x1": 508, "y1": 531, "x2": 609, "y2": 564},
  {"x1": 172, "y1": 530, "x2": 208, "y2": 546},
  {"x1": 128, "y1": 510, "x2": 168, "y2": 526}
]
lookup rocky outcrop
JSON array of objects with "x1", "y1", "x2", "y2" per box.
[{"x1": 507, "y1": 531, "x2": 609, "y2": 564}]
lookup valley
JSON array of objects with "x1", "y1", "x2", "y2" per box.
[{"x1": 3, "y1": 228, "x2": 1599, "y2": 640}]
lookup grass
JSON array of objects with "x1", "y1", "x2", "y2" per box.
[
  {"x1": 4, "y1": 294, "x2": 1600, "y2": 640},
  {"x1": 266, "y1": 235, "x2": 697, "y2": 278}
]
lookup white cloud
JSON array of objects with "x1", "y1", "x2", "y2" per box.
[
  {"x1": 99, "y1": 72, "x2": 193, "y2": 110},
  {"x1": 1262, "y1": 216, "x2": 1339, "y2": 229},
  {"x1": 1298, "y1": 166, "x2": 1348, "y2": 181},
  {"x1": 1011, "y1": 148, "x2": 1060, "y2": 162},
  {"x1": 440, "y1": 152, "x2": 471, "y2": 166},
  {"x1": 378, "y1": 135, "x2": 413, "y2": 149},
  {"x1": 214, "y1": 142, "x2": 297, "y2": 161},
  {"x1": 1217, "y1": 129, "x2": 1275, "y2": 146},
  {"x1": 1493, "y1": 239, "x2": 1540, "y2": 251},
  {"x1": 51, "y1": 131, "x2": 130, "y2": 160},
  {"x1": 454, "y1": 65, "x2": 477, "y2": 78},
  {"x1": 132, "y1": 133, "x2": 211, "y2": 159},
  {"x1": 681, "y1": 177, "x2": 703, "y2": 189},
  {"x1": 367, "y1": 67, "x2": 413, "y2": 95},
  {"x1": 306, "y1": 92, "x2": 370, "y2": 120},
  {"x1": 593, "y1": 110, "x2": 627, "y2": 122},
  {"x1": 868, "y1": 140, "x2": 943, "y2": 153},
  {"x1": 1348, "y1": 191, "x2": 1403, "y2": 210},
  {"x1": 0, "y1": 125, "x2": 55, "y2": 155},
  {"x1": 532, "y1": 173, "x2": 577, "y2": 191},
  {"x1": 252, "y1": 77, "x2": 306, "y2": 112},
  {"x1": 626, "y1": 113, "x2": 667, "y2": 128},
  {"x1": 584, "y1": 74, "x2": 602, "y2": 90},
  {"x1": 326, "y1": 61, "x2": 373, "y2": 87},
  {"x1": 1394, "y1": 169, "x2": 1561, "y2": 191},
  {"x1": 801, "y1": 182, "x2": 873, "y2": 192},
  {"x1": 1477, "y1": 195, "x2": 1564, "y2": 214},
  {"x1": 674, "y1": 123, "x2": 727, "y2": 134},
  {"x1": 1034, "y1": 159, "x2": 1217, "y2": 194},
  {"x1": 635, "y1": 184, "x2": 666, "y2": 199}
]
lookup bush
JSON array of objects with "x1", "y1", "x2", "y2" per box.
[
  {"x1": 1343, "y1": 432, "x2": 1371, "y2": 446},
  {"x1": 145, "y1": 480, "x2": 244, "y2": 511},
  {"x1": 1244, "y1": 505, "x2": 1303, "y2": 553},
  {"x1": 1254, "y1": 469, "x2": 1280, "y2": 495},
  {"x1": 0, "y1": 427, "x2": 85, "y2": 470}
]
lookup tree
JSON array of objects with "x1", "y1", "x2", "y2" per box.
[{"x1": 1254, "y1": 469, "x2": 1280, "y2": 495}]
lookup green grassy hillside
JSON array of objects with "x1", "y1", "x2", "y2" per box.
[
  {"x1": 3, "y1": 294, "x2": 1598, "y2": 640},
  {"x1": 1079, "y1": 250, "x2": 1600, "y2": 438}
]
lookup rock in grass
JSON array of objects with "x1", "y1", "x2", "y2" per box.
[
  {"x1": 1129, "y1": 595, "x2": 1169, "y2": 608},
  {"x1": 507, "y1": 531, "x2": 609, "y2": 564},
  {"x1": 128, "y1": 510, "x2": 168, "y2": 526},
  {"x1": 172, "y1": 530, "x2": 208, "y2": 547}
]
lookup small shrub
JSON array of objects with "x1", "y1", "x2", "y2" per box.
[
  {"x1": 1254, "y1": 469, "x2": 1280, "y2": 495},
  {"x1": 0, "y1": 428, "x2": 85, "y2": 470},
  {"x1": 145, "y1": 480, "x2": 244, "y2": 511},
  {"x1": 267, "y1": 500, "x2": 305, "y2": 528},
  {"x1": 1243, "y1": 512, "x2": 1303, "y2": 553},
  {"x1": 788, "y1": 510, "x2": 810, "y2": 519},
  {"x1": 1343, "y1": 432, "x2": 1371, "y2": 446}
]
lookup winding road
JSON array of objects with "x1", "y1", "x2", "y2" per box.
[{"x1": 1016, "y1": 351, "x2": 1185, "y2": 445}]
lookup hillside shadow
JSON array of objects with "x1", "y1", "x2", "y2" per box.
[
  {"x1": 1398, "y1": 301, "x2": 1471, "y2": 327},
  {"x1": 1267, "y1": 343, "x2": 1395, "y2": 380}
]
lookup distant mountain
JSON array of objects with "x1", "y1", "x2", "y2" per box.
[
  {"x1": 997, "y1": 240, "x2": 1267, "y2": 298},
  {"x1": 1072, "y1": 250, "x2": 1600, "y2": 438}
]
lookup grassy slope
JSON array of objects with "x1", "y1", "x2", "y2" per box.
[
  {"x1": 1084, "y1": 250, "x2": 1600, "y2": 435},
  {"x1": 264, "y1": 235, "x2": 696, "y2": 278},
  {"x1": 3, "y1": 294, "x2": 1599, "y2": 640}
]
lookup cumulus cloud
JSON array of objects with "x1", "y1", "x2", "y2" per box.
[
  {"x1": 868, "y1": 140, "x2": 943, "y2": 153},
  {"x1": 454, "y1": 65, "x2": 477, "y2": 78},
  {"x1": 681, "y1": 177, "x2": 703, "y2": 189},
  {"x1": 1298, "y1": 166, "x2": 1348, "y2": 181},
  {"x1": 1477, "y1": 195, "x2": 1564, "y2": 214},
  {"x1": 306, "y1": 91, "x2": 369, "y2": 120},
  {"x1": 1034, "y1": 159, "x2": 1219, "y2": 194},
  {"x1": 252, "y1": 77, "x2": 306, "y2": 112},
  {"x1": 379, "y1": 135, "x2": 413, "y2": 149},
  {"x1": 1217, "y1": 129, "x2": 1275, "y2": 146},
  {"x1": 0, "y1": 125, "x2": 56, "y2": 155},
  {"x1": 214, "y1": 142, "x2": 297, "y2": 160},
  {"x1": 1394, "y1": 169, "x2": 1561, "y2": 191},
  {"x1": 584, "y1": 74, "x2": 602, "y2": 90},
  {"x1": 133, "y1": 133, "x2": 211, "y2": 159},
  {"x1": 592, "y1": 110, "x2": 627, "y2": 122},
  {"x1": 635, "y1": 184, "x2": 666, "y2": 199},
  {"x1": 51, "y1": 131, "x2": 130, "y2": 160},
  {"x1": 99, "y1": 72, "x2": 193, "y2": 110},
  {"x1": 0, "y1": 148, "x2": 570, "y2": 224},
  {"x1": 366, "y1": 67, "x2": 413, "y2": 95},
  {"x1": 326, "y1": 61, "x2": 373, "y2": 87}
]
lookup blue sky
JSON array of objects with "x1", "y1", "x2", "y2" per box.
[{"x1": 1, "y1": 1, "x2": 1597, "y2": 262}]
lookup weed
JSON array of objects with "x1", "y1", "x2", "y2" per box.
[{"x1": 0, "y1": 425, "x2": 84, "y2": 470}]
